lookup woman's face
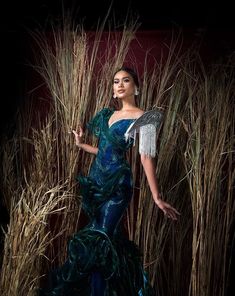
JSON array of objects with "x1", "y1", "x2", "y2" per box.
[{"x1": 113, "y1": 70, "x2": 136, "y2": 99}]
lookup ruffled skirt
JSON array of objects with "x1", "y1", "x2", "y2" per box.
[
  {"x1": 39, "y1": 174, "x2": 154, "y2": 295},
  {"x1": 39, "y1": 227, "x2": 154, "y2": 295}
]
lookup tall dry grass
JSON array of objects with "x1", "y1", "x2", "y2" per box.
[
  {"x1": 183, "y1": 56, "x2": 235, "y2": 296},
  {"x1": 128, "y1": 49, "x2": 235, "y2": 296},
  {"x1": 0, "y1": 15, "x2": 234, "y2": 296},
  {"x1": 0, "y1": 104, "x2": 77, "y2": 295}
]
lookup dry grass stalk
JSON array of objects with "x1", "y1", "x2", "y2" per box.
[
  {"x1": 183, "y1": 58, "x2": 235, "y2": 296},
  {"x1": 0, "y1": 180, "x2": 72, "y2": 296}
]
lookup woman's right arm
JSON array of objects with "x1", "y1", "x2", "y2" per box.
[{"x1": 72, "y1": 127, "x2": 98, "y2": 155}]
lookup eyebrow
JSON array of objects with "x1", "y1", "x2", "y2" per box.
[{"x1": 114, "y1": 76, "x2": 130, "y2": 80}]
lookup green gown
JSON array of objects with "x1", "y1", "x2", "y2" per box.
[{"x1": 39, "y1": 108, "x2": 154, "y2": 295}]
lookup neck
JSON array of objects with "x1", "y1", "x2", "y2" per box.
[{"x1": 121, "y1": 98, "x2": 136, "y2": 111}]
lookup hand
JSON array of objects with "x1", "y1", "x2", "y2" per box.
[
  {"x1": 71, "y1": 126, "x2": 84, "y2": 147},
  {"x1": 155, "y1": 199, "x2": 180, "y2": 221}
]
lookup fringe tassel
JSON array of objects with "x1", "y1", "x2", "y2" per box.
[
  {"x1": 125, "y1": 123, "x2": 157, "y2": 157},
  {"x1": 124, "y1": 110, "x2": 164, "y2": 158},
  {"x1": 139, "y1": 124, "x2": 156, "y2": 157}
]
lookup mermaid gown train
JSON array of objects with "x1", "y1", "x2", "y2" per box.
[{"x1": 39, "y1": 108, "x2": 154, "y2": 295}]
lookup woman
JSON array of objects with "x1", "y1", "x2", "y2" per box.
[{"x1": 40, "y1": 67, "x2": 180, "y2": 295}]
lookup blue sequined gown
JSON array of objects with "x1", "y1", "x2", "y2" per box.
[{"x1": 40, "y1": 108, "x2": 154, "y2": 295}]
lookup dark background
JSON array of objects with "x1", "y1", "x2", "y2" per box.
[
  {"x1": 1, "y1": 0, "x2": 235, "y2": 123},
  {"x1": 1, "y1": 0, "x2": 235, "y2": 31},
  {"x1": 1, "y1": 0, "x2": 235, "y2": 128}
]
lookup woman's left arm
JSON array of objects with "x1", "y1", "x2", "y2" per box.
[{"x1": 140, "y1": 154, "x2": 180, "y2": 220}]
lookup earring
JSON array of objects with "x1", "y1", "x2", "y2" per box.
[
  {"x1": 135, "y1": 88, "x2": 139, "y2": 96},
  {"x1": 113, "y1": 94, "x2": 117, "y2": 99}
]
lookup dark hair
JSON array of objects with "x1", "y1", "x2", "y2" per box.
[{"x1": 113, "y1": 67, "x2": 139, "y2": 88}]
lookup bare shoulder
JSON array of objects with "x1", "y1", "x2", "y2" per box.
[{"x1": 133, "y1": 108, "x2": 144, "y2": 118}]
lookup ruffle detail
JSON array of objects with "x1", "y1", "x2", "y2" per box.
[
  {"x1": 86, "y1": 108, "x2": 113, "y2": 138},
  {"x1": 77, "y1": 166, "x2": 132, "y2": 219},
  {"x1": 39, "y1": 228, "x2": 154, "y2": 295},
  {"x1": 68, "y1": 228, "x2": 119, "y2": 280},
  {"x1": 108, "y1": 234, "x2": 155, "y2": 295}
]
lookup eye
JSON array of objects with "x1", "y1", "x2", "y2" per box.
[
  {"x1": 123, "y1": 78, "x2": 130, "y2": 83},
  {"x1": 113, "y1": 79, "x2": 119, "y2": 84}
]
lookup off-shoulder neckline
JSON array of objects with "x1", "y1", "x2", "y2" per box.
[
  {"x1": 107, "y1": 109, "x2": 143, "y2": 129},
  {"x1": 108, "y1": 118, "x2": 136, "y2": 129}
]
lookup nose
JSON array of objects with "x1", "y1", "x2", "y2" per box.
[{"x1": 118, "y1": 80, "x2": 124, "y2": 87}]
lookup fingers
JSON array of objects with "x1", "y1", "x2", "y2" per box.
[
  {"x1": 164, "y1": 205, "x2": 180, "y2": 221},
  {"x1": 164, "y1": 211, "x2": 174, "y2": 220},
  {"x1": 72, "y1": 130, "x2": 80, "y2": 136},
  {"x1": 77, "y1": 126, "x2": 83, "y2": 136},
  {"x1": 165, "y1": 210, "x2": 178, "y2": 220},
  {"x1": 70, "y1": 126, "x2": 83, "y2": 137},
  {"x1": 156, "y1": 200, "x2": 180, "y2": 221}
]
